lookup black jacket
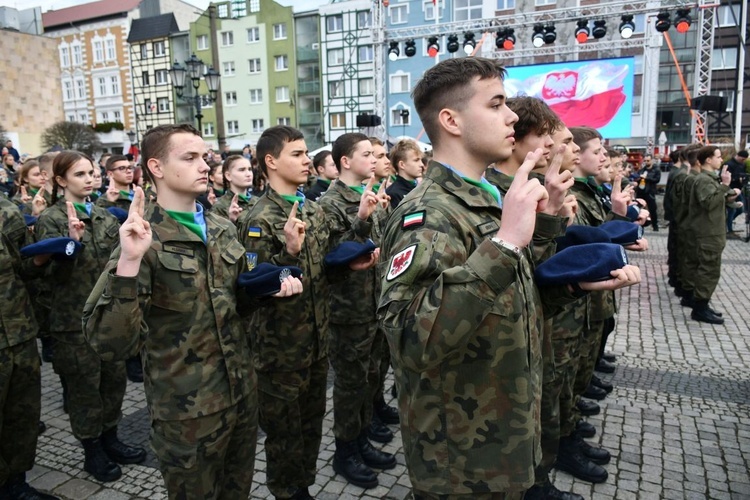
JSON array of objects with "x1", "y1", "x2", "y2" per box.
[{"x1": 386, "y1": 175, "x2": 417, "y2": 209}]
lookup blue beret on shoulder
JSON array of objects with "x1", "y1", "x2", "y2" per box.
[
  {"x1": 555, "y1": 225, "x2": 611, "y2": 253},
  {"x1": 626, "y1": 205, "x2": 641, "y2": 221},
  {"x1": 237, "y1": 262, "x2": 303, "y2": 297},
  {"x1": 599, "y1": 221, "x2": 644, "y2": 246},
  {"x1": 23, "y1": 214, "x2": 37, "y2": 227},
  {"x1": 21, "y1": 237, "x2": 82, "y2": 260},
  {"x1": 107, "y1": 207, "x2": 129, "y2": 224},
  {"x1": 324, "y1": 239, "x2": 377, "y2": 268},
  {"x1": 535, "y1": 242, "x2": 628, "y2": 286}
]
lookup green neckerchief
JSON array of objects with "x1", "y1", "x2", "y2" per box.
[
  {"x1": 280, "y1": 193, "x2": 305, "y2": 207},
  {"x1": 237, "y1": 193, "x2": 251, "y2": 203},
  {"x1": 213, "y1": 187, "x2": 225, "y2": 197},
  {"x1": 349, "y1": 185, "x2": 365, "y2": 195},
  {"x1": 89, "y1": 192, "x2": 100, "y2": 200},
  {"x1": 29, "y1": 187, "x2": 39, "y2": 196},
  {"x1": 165, "y1": 209, "x2": 206, "y2": 242},
  {"x1": 72, "y1": 202, "x2": 91, "y2": 216},
  {"x1": 390, "y1": 174, "x2": 398, "y2": 182},
  {"x1": 574, "y1": 177, "x2": 589, "y2": 183},
  {"x1": 462, "y1": 176, "x2": 500, "y2": 205}
]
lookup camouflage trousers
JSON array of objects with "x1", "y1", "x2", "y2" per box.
[
  {"x1": 258, "y1": 357, "x2": 328, "y2": 498},
  {"x1": 414, "y1": 490, "x2": 525, "y2": 500},
  {"x1": 371, "y1": 328, "x2": 391, "y2": 404},
  {"x1": 572, "y1": 320, "x2": 606, "y2": 424},
  {"x1": 151, "y1": 395, "x2": 258, "y2": 500},
  {"x1": 0, "y1": 339, "x2": 41, "y2": 486},
  {"x1": 688, "y1": 236, "x2": 725, "y2": 301},
  {"x1": 51, "y1": 332, "x2": 126, "y2": 440},
  {"x1": 330, "y1": 321, "x2": 378, "y2": 441}
]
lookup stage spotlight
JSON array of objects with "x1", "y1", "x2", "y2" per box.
[
  {"x1": 404, "y1": 39, "x2": 417, "y2": 57},
  {"x1": 619, "y1": 15, "x2": 635, "y2": 39},
  {"x1": 575, "y1": 19, "x2": 590, "y2": 43},
  {"x1": 427, "y1": 36, "x2": 440, "y2": 57},
  {"x1": 446, "y1": 34, "x2": 459, "y2": 53},
  {"x1": 655, "y1": 11, "x2": 671, "y2": 32},
  {"x1": 462, "y1": 32, "x2": 476, "y2": 55},
  {"x1": 543, "y1": 24, "x2": 557, "y2": 44},
  {"x1": 388, "y1": 41, "x2": 399, "y2": 61},
  {"x1": 674, "y1": 9, "x2": 692, "y2": 33},
  {"x1": 592, "y1": 20, "x2": 607, "y2": 39},
  {"x1": 532, "y1": 25, "x2": 545, "y2": 48}
]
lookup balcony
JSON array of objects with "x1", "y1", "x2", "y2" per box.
[
  {"x1": 297, "y1": 46, "x2": 319, "y2": 62},
  {"x1": 298, "y1": 111, "x2": 321, "y2": 125},
  {"x1": 298, "y1": 81, "x2": 320, "y2": 95}
]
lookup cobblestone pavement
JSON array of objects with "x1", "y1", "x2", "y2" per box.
[{"x1": 29, "y1": 221, "x2": 750, "y2": 499}]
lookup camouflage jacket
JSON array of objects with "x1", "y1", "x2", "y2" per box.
[
  {"x1": 209, "y1": 190, "x2": 257, "y2": 222},
  {"x1": 95, "y1": 191, "x2": 133, "y2": 211},
  {"x1": 0, "y1": 197, "x2": 39, "y2": 349},
  {"x1": 11, "y1": 188, "x2": 52, "y2": 216},
  {"x1": 685, "y1": 170, "x2": 732, "y2": 240},
  {"x1": 236, "y1": 187, "x2": 331, "y2": 372},
  {"x1": 378, "y1": 161, "x2": 576, "y2": 494},
  {"x1": 82, "y1": 203, "x2": 255, "y2": 421},
  {"x1": 318, "y1": 179, "x2": 380, "y2": 324},
  {"x1": 36, "y1": 200, "x2": 120, "y2": 334}
]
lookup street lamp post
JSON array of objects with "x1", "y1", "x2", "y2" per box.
[{"x1": 169, "y1": 54, "x2": 221, "y2": 134}]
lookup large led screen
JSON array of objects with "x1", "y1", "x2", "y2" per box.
[{"x1": 504, "y1": 57, "x2": 635, "y2": 139}]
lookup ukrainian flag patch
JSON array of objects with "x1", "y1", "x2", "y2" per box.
[{"x1": 247, "y1": 227, "x2": 262, "y2": 238}]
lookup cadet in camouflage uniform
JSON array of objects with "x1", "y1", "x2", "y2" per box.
[
  {"x1": 36, "y1": 151, "x2": 145, "y2": 483},
  {"x1": 0, "y1": 197, "x2": 59, "y2": 500},
  {"x1": 681, "y1": 145, "x2": 736, "y2": 324},
  {"x1": 378, "y1": 57, "x2": 641, "y2": 499},
  {"x1": 318, "y1": 132, "x2": 396, "y2": 489},
  {"x1": 209, "y1": 155, "x2": 257, "y2": 222},
  {"x1": 95, "y1": 155, "x2": 135, "y2": 211},
  {"x1": 83, "y1": 125, "x2": 302, "y2": 500}
]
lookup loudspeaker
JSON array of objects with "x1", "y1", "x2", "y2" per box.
[
  {"x1": 356, "y1": 114, "x2": 382, "y2": 127},
  {"x1": 690, "y1": 95, "x2": 727, "y2": 112}
]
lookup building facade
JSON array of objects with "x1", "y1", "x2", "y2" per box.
[{"x1": 295, "y1": 10, "x2": 325, "y2": 150}]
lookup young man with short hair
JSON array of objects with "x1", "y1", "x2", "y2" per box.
[
  {"x1": 386, "y1": 139, "x2": 423, "y2": 208},
  {"x1": 305, "y1": 151, "x2": 337, "y2": 202},
  {"x1": 96, "y1": 155, "x2": 134, "y2": 211},
  {"x1": 83, "y1": 124, "x2": 302, "y2": 499}
]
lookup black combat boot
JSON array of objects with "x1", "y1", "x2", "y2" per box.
[
  {"x1": 289, "y1": 487, "x2": 314, "y2": 499},
  {"x1": 573, "y1": 432, "x2": 611, "y2": 465},
  {"x1": 38, "y1": 421, "x2": 47, "y2": 435},
  {"x1": 555, "y1": 435, "x2": 608, "y2": 483},
  {"x1": 81, "y1": 437, "x2": 122, "y2": 482},
  {"x1": 101, "y1": 427, "x2": 146, "y2": 464},
  {"x1": 125, "y1": 356, "x2": 144, "y2": 383},
  {"x1": 367, "y1": 414, "x2": 394, "y2": 444},
  {"x1": 575, "y1": 419, "x2": 596, "y2": 438},
  {"x1": 2, "y1": 473, "x2": 60, "y2": 500},
  {"x1": 524, "y1": 481, "x2": 584, "y2": 500},
  {"x1": 590, "y1": 374, "x2": 613, "y2": 393},
  {"x1": 582, "y1": 383, "x2": 607, "y2": 400},
  {"x1": 594, "y1": 358, "x2": 616, "y2": 374},
  {"x1": 332, "y1": 439, "x2": 378, "y2": 489},
  {"x1": 40, "y1": 336, "x2": 55, "y2": 363},
  {"x1": 691, "y1": 300, "x2": 724, "y2": 325},
  {"x1": 357, "y1": 432, "x2": 397, "y2": 470},
  {"x1": 374, "y1": 396, "x2": 399, "y2": 425},
  {"x1": 576, "y1": 399, "x2": 600, "y2": 416}
]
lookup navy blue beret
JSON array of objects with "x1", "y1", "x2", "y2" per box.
[
  {"x1": 324, "y1": 239, "x2": 377, "y2": 268},
  {"x1": 107, "y1": 207, "x2": 129, "y2": 224},
  {"x1": 599, "y1": 221, "x2": 644, "y2": 246},
  {"x1": 237, "y1": 262, "x2": 303, "y2": 297},
  {"x1": 626, "y1": 205, "x2": 641, "y2": 221},
  {"x1": 23, "y1": 214, "x2": 37, "y2": 227},
  {"x1": 21, "y1": 237, "x2": 82, "y2": 260},
  {"x1": 555, "y1": 225, "x2": 611, "y2": 253},
  {"x1": 535, "y1": 242, "x2": 628, "y2": 286}
]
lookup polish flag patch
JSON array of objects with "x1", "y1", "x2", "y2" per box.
[
  {"x1": 387, "y1": 244, "x2": 417, "y2": 281},
  {"x1": 402, "y1": 211, "x2": 425, "y2": 229}
]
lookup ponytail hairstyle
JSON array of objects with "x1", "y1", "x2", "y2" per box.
[
  {"x1": 50, "y1": 151, "x2": 94, "y2": 205},
  {"x1": 222, "y1": 154, "x2": 246, "y2": 192}
]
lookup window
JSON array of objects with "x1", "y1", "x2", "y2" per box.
[
  {"x1": 203, "y1": 122, "x2": 215, "y2": 137},
  {"x1": 97, "y1": 77, "x2": 107, "y2": 96},
  {"x1": 226, "y1": 91, "x2": 238, "y2": 105},
  {"x1": 329, "y1": 81, "x2": 344, "y2": 98},
  {"x1": 155, "y1": 70, "x2": 169, "y2": 85},
  {"x1": 145, "y1": 99, "x2": 153, "y2": 114},
  {"x1": 535, "y1": 0, "x2": 555, "y2": 5},
  {"x1": 72, "y1": 44, "x2": 82, "y2": 65},
  {"x1": 392, "y1": 108, "x2": 411, "y2": 126},
  {"x1": 249, "y1": 89, "x2": 263, "y2": 103},
  {"x1": 140, "y1": 43, "x2": 148, "y2": 59},
  {"x1": 79, "y1": 113, "x2": 88, "y2": 123},
  {"x1": 142, "y1": 71, "x2": 150, "y2": 86},
  {"x1": 105, "y1": 38, "x2": 116, "y2": 60},
  {"x1": 249, "y1": 0, "x2": 259, "y2": 12},
  {"x1": 223, "y1": 61, "x2": 236, "y2": 76},
  {"x1": 273, "y1": 23, "x2": 287, "y2": 40},
  {"x1": 218, "y1": 4, "x2": 229, "y2": 17},
  {"x1": 358, "y1": 45, "x2": 374, "y2": 63},
  {"x1": 248, "y1": 58, "x2": 261, "y2": 73},
  {"x1": 110, "y1": 76, "x2": 120, "y2": 95},
  {"x1": 327, "y1": 15, "x2": 343, "y2": 32},
  {"x1": 251, "y1": 119, "x2": 264, "y2": 133},
  {"x1": 93, "y1": 40, "x2": 104, "y2": 62},
  {"x1": 221, "y1": 31, "x2": 234, "y2": 46},
  {"x1": 390, "y1": 72, "x2": 410, "y2": 93},
  {"x1": 274, "y1": 55, "x2": 289, "y2": 71},
  {"x1": 197, "y1": 35, "x2": 208, "y2": 50},
  {"x1": 277, "y1": 117, "x2": 290, "y2": 126},
  {"x1": 247, "y1": 27, "x2": 260, "y2": 42},
  {"x1": 632, "y1": 13, "x2": 646, "y2": 34},
  {"x1": 359, "y1": 78, "x2": 374, "y2": 96},
  {"x1": 101, "y1": 111, "x2": 109, "y2": 122},
  {"x1": 633, "y1": 54, "x2": 643, "y2": 75},
  {"x1": 157, "y1": 97, "x2": 170, "y2": 112},
  {"x1": 496, "y1": 0, "x2": 515, "y2": 9},
  {"x1": 357, "y1": 11, "x2": 372, "y2": 28},
  {"x1": 68, "y1": 114, "x2": 75, "y2": 122},
  {"x1": 60, "y1": 46, "x2": 70, "y2": 67},
  {"x1": 231, "y1": 0, "x2": 247, "y2": 17},
  {"x1": 227, "y1": 120, "x2": 240, "y2": 134},
  {"x1": 632, "y1": 95, "x2": 641, "y2": 114},
  {"x1": 330, "y1": 113, "x2": 346, "y2": 129},
  {"x1": 63, "y1": 80, "x2": 73, "y2": 101},
  {"x1": 113, "y1": 110, "x2": 121, "y2": 122},
  {"x1": 389, "y1": 5, "x2": 408, "y2": 24},
  {"x1": 327, "y1": 49, "x2": 344, "y2": 66},
  {"x1": 153, "y1": 41, "x2": 165, "y2": 57},
  {"x1": 716, "y1": 4, "x2": 740, "y2": 27},
  {"x1": 276, "y1": 86, "x2": 290, "y2": 102},
  {"x1": 455, "y1": 0, "x2": 482, "y2": 21},
  {"x1": 75, "y1": 78, "x2": 85, "y2": 98},
  {"x1": 712, "y1": 47, "x2": 738, "y2": 70},
  {"x1": 425, "y1": 0, "x2": 445, "y2": 19}
]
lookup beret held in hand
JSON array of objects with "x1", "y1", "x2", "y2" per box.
[
  {"x1": 237, "y1": 262, "x2": 303, "y2": 297},
  {"x1": 535, "y1": 242, "x2": 628, "y2": 286}
]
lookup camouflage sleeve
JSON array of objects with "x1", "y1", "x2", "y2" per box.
[
  {"x1": 34, "y1": 210, "x2": 77, "y2": 283},
  {"x1": 82, "y1": 247, "x2": 151, "y2": 361},
  {"x1": 238, "y1": 207, "x2": 301, "y2": 268},
  {"x1": 319, "y1": 197, "x2": 372, "y2": 248},
  {"x1": 531, "y1": 212, "x2": 565, "y2": 264},
  {"x1": 378, "y1": 216, "x2": 522, "y2": 373},
  {"x1": 94, "y1": 196, "x2": 112, "y2": 209}
]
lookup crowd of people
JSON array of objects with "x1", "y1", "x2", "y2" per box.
[{"x1": 0, "y1": 56, "x2": 744, "y2": 500}]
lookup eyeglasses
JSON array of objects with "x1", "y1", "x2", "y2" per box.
[{"x1": 112, "y1": 166, "x2": 135, "y2": 172}]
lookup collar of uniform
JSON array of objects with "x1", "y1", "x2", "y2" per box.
[
  {"x1": 425, "y1": 160, "x2": 501, "y2": 209},
  {"x1": 572, "y1": 176, "x2": 597, "y2": 194},
  {"x1": 266, "y1": 185, "x2": 311, "y2": 216},
  {"x1": 147, "y1": 202, "x2": 218, "y2": 245},
  {"x1": 332, "y1": 179, "x2": 364, "y2": 203},
  {"x1": 53, "y1": 198, "x2": 95, "y2": 221},
  {"x1": 484, "y1": 166, "x2": 513, "y2": 195}
]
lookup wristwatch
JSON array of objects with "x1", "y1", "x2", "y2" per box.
[{"x1": 491, "y1": 237, "x2": 522, "y2": 257}]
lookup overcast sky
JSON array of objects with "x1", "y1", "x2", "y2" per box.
[{"x1": 0, "y1": 0, "x2": 326, "y2": 13}]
